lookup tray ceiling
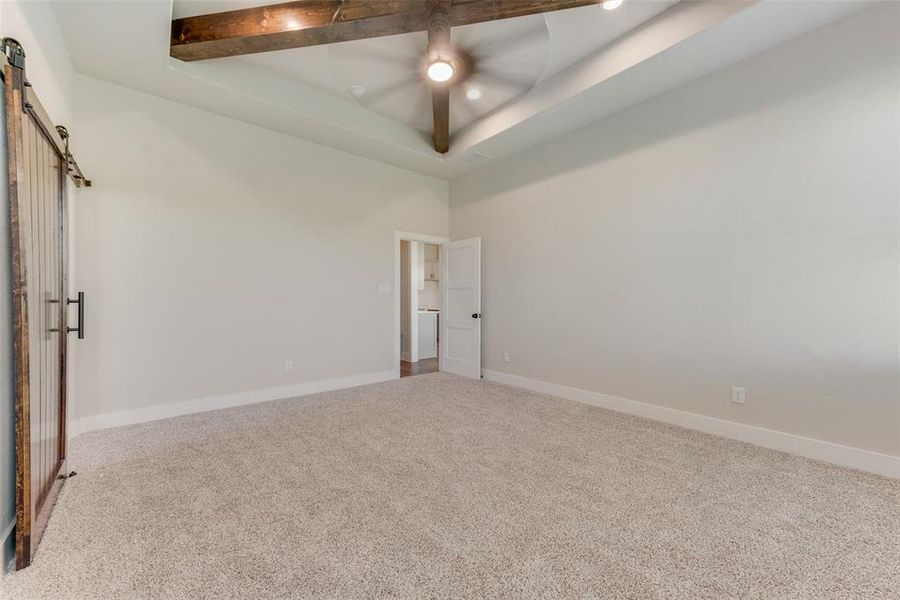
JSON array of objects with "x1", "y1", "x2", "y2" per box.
[
  {"x1": 171, "y1": 0, "x2": 676, "y2": 136},
  {"x1": 52, "y1": 0, "x2": 872, "y2": 179}
]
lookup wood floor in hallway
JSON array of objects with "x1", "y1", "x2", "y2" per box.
[{"x1": 400, "y1": 358, "x2": 439, "y2": 377}]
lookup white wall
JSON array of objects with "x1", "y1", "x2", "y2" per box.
[
  {"x1": 0, "y1": 0, "x2": 78, "y2": 571},
  {"x1": 0, "y1": 1, "x2": 75, "y2": 126},
  {"x1": 71, "y1": 74, "x2": 448, "y2": 432},
  {"x1": 451, "y1": 4, "x2": 900, "y2": 458}
]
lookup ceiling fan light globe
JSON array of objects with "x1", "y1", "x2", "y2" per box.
[{"x1": 427, "y1": 61, "x2": 455, "y2": 83}]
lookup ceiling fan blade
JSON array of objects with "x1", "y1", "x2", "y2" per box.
[
  {"x1": 409, "y1": 85, "x2": 434, "y2": 132},
  {"x1": 330, "y1": 46, "x2": 422, "y2": 71},
  {"x1": 361, "y1": 75, "x2": 423, "y2": 104},
  {"x1": 451, "y1": 87, "x2": 481, "y2": 124},
  {"x1": 470, "y1": 69, "x2": 536, "y2": 92},
  {"x1": 462, "y1": 23, "x2": 548, "y2": 61}
]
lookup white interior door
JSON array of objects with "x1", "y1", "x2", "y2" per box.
[{"x1": 441, "y1": 238, "x2": 481, "y2": 379}]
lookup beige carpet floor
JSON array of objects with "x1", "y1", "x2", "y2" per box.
[{"x1": 2, "y1": 373, "x2": 898, "y2": 599}]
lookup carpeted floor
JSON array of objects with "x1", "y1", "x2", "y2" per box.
[{"x1": 2, "y1": 373, "x2": 898, "y2": 599}]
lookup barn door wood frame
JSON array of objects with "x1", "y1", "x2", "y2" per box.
[{"x1": 3, "y1": 37, "x2": 91, "y2": 570}]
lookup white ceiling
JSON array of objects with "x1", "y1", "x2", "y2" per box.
[
  {"x1": 52, "y1": 0, "x2": 873, "y2": 179},
  {"x1": 172, "y1": 0, "x2": 677, "y2": 135}
]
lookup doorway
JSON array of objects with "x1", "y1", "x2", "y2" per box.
[
  {"x1": 395, "y1": 232, "x2": 447, "y2": 378},
  {"x1": 399, "y1": 240, "x2": 440, "y2": 377}
]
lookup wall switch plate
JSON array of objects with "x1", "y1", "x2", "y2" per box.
[
  {"x1": 284, "y1": 360, "x2": 294, "y2": 373},
  {"x1": 377, "y1": 283, "x2": 391, "y2": 295},
  {"x1": 503, "y1": 352, "x2": 510, "y2": 363},
  {"x1": 731, "y1": 386, "x2": 746, "y2": 405}
]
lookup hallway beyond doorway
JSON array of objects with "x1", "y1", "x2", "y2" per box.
[{"x1": 400, "y1": 357, "x2": 439, "y2": 378}]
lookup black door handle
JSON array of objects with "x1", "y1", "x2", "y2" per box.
[
  {"x1": 67, "y1": 291, "x2": 85, "y2": 339},
  {"x1": 471, "y1": 313, "x2": 482, "y2": 319}
]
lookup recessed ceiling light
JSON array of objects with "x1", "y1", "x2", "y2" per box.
[
  {"x1": 349, "y1": 85, "x2": 366, "y2": 98},
  {"x1": 466, "y1": 88, "x2": 481, "y2": 101},
  {"x1": 602, "y1": 0, "x2": 624, "y2": 10},
  {"x1": 427, "y1": 60, "x2": 454, "y2": 83}
]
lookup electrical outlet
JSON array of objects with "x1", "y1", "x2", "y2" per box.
[
  {"x1": 731, "y1": 386, "x2": 746, "y2": 405},
  {"x1": 503, "y1": 352, "x2": 510, "y2": 363},
  {"x1": 284, "y1": 360, "x2": 294, "y2": 373}
]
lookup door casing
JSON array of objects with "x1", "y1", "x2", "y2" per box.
[{"x1": 393, "y1": 231, "x2": 449, "y2": 378}]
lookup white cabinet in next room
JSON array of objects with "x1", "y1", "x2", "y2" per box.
[
  {"x1": 417, "y1": 311, "x2": 438, "y2": 359},
  {"x1": 424, "y1": 244, "x2": 439, "y2": 281},
  {"x1": 425, "y1": 260, "x2": 438, "y2": 281}
]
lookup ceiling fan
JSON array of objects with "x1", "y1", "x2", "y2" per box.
[
  {"x1": 322, "y1": 15, "x2": 549, "y2": 145},
  {"x1": 170, "y1": 0, "x2": 614, "y2": 153}
]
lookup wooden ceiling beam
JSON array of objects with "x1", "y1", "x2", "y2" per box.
[
  {"x1": 428, "y1": 0, "x2": 451, "y2": 154},
  {"x1": 171, "y1": 0, "x2": 601, "y2": 62},
  {"x1": 171, "y1": 1, "x2": 431, "y2": 62}
]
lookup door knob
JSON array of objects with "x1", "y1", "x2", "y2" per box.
[{"x1": 471, "y1": 313, "x2": 482, "y2": 319}]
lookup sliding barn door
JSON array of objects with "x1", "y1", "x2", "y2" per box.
[{"x1": 4, "y1": 40, "x2": 87, "y2": 569}]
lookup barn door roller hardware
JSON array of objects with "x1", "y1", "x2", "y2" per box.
[
  {"x1": 55, "y1": 125, "x2": 92, "y2": 188},
  {"x1": 2, "y1": 37, "x2": 92, "y2": 188},
  {"x1": 2, "y1": 36, "x2": 25, "y2": 68}
]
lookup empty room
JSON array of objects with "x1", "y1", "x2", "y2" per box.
[{"x1": 1, "y1": 0, "x2": 898, "y2": 597}]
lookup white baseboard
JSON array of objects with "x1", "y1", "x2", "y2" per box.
[
  {"x1": 66, "y1": 367, "x2": 900, "y2": 478},
  {"x1": 71, "y1": 370, "x2": 398, "y2": 436},
  {"x1": 401, "y1": 352, "x2": 411, "y2": 362},
  {"x1": 483, "y1": 370, "x2": 900, "y2": 479}
]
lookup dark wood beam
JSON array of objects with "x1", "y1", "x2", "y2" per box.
[
  {"x1": 171, "y1": 1, "x2": 431, "y2": 62},
  {"x1": 428, "y1": 1, "x2": 451, "y2": 154},
  {"x1": 431, "y1": 90, "x2": 450, "y2": 154},
  {"x1": 431, "y1": 89, "x2": 449, "y2": 153},
  {"x1": 171, "y1": 0, "x2": 601, "y2": 62}
]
